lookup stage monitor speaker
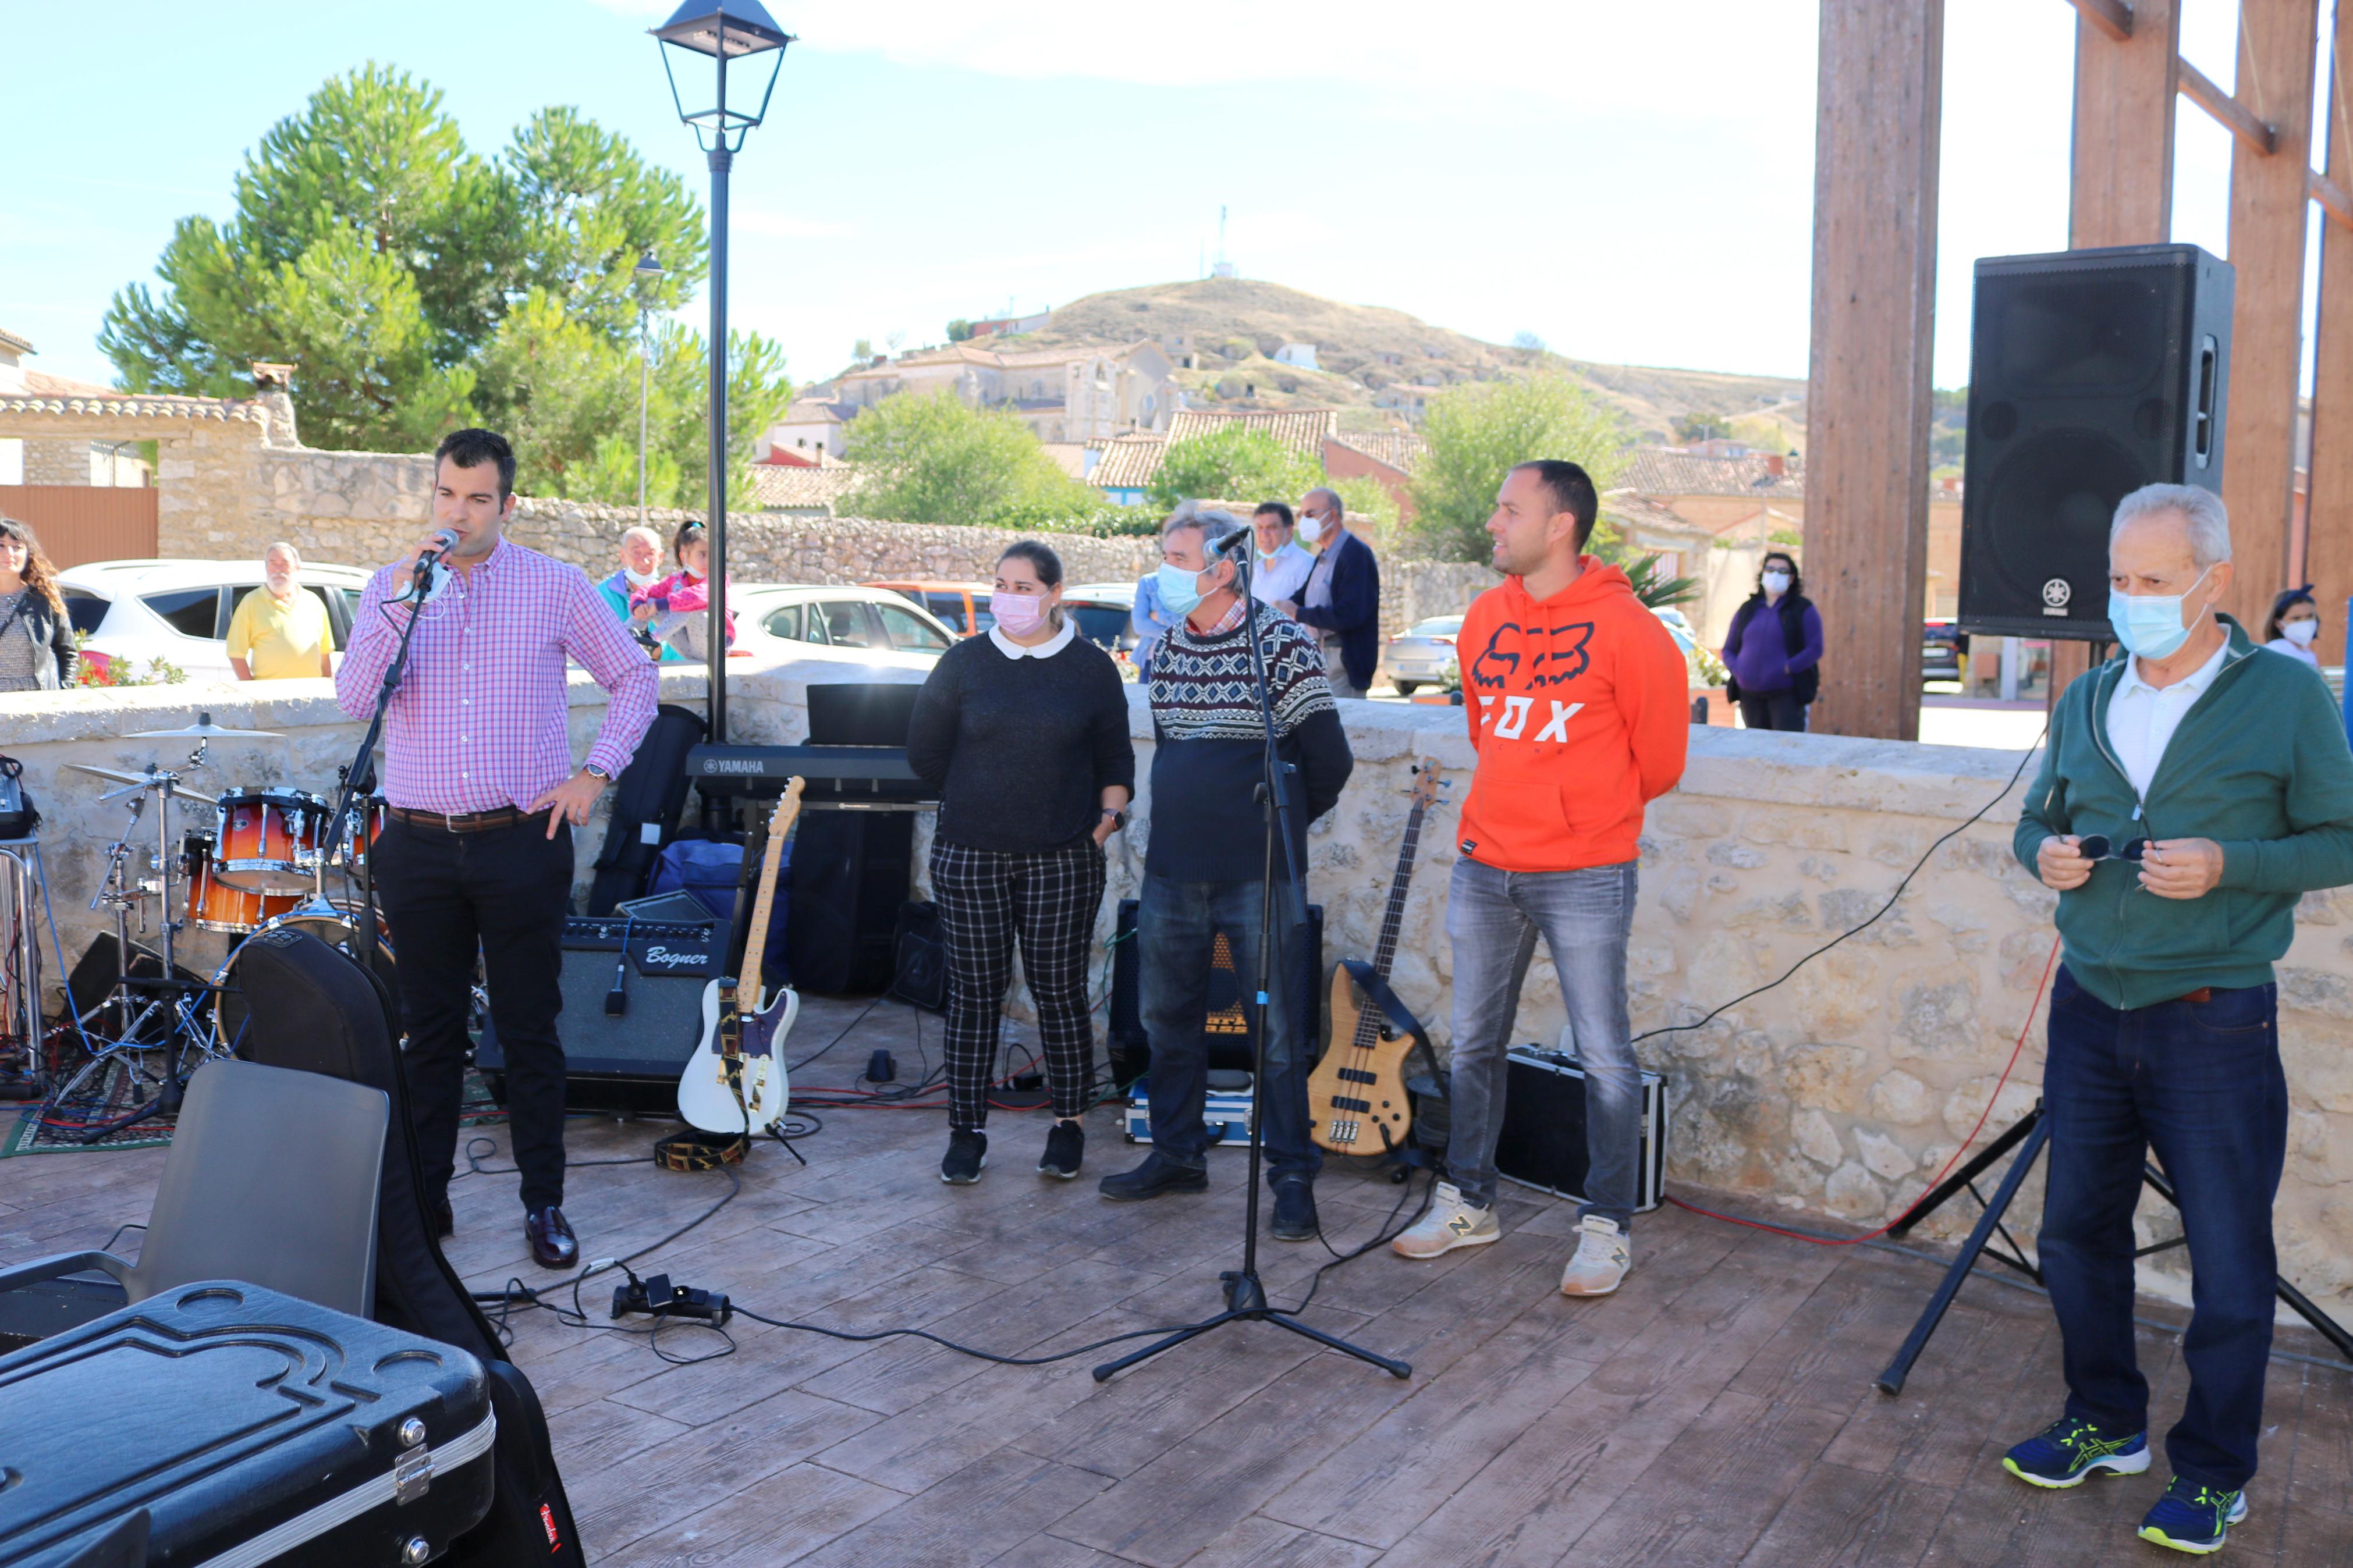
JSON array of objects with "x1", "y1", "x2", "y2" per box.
[
  {"x1": 65, "y1": 934, "x2": 204, "y2": 1039},
  {"x1": 1105, "y1": 897, "x2": 1323, "y2": 1088},
  {"x1": 1958, "y1": 243, "x2": 2233, "y2": 641},
  {"x1": 475, "y1": 916, "x2": 718, "y2": 1115},
  {"x1": 786, "y1": 811, "x2": 912, "y2": 994}
]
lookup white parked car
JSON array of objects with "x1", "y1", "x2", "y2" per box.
[
  {"x1": 59, "y1": 559, "x2": 376, "y2": 685},
  {"x1": 730, "y1": 585, "x2": 959, "y2": 669}
]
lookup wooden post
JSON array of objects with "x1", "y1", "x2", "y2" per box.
[
  {"x1": 2309, "y1": 9, "x2": 2353, "y2": 650},
  {"x1": 2217, "y1": 0, "x2": 2320, "y2": 632},
  {"x1": 2054, "y1": 0, "x2": 2181, "y2": 703},
  {"x1": 1804, "y1": 0, "x2": 1944, "y2": 741}
]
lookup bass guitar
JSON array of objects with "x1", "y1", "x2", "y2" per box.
[
  {"x1": 678, "y1": 780, "x2": 803, "y2": 1136},
  {"x1": 1306, "y1": 765, "x2": 1440, "y2": 1155}
]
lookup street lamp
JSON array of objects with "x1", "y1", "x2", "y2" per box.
[
  {"x1": 652, "y1": 0, "x2": 792, "y2": 745},
  {"x1": 633, "y1": 248, "x2": 665, "y2": 531}
]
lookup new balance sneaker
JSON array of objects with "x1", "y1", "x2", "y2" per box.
[
  {"x1": 1559, "y1": 1214, "x2": 1631, "y2": 1296},
  {"x1": 1390, "y1": 1181, "x2": 1502, "y2": 1259},
  {"x1": 1999, "y1": 1415, "x2": 2150, "y2": 1489},
  {"x1": 1038, "y1": 1120, "x2": 1084, "y2": 1179},
  {"x1": 2137, "y1": 1475, "x2": 2248, "y2": 1555},
  {"x1": 941, "y1": 1129, "x2": 987, "y2": 1185}
]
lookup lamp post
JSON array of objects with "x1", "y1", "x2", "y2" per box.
[
  {"x1": 633, "y1": 248, "x2": 665, "y2": 531},
  {"x1": 652, "y1": 0, "x2": 791, "y2": 745}
]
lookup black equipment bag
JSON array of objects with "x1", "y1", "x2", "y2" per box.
[
  {"x1": 786, "y1": 810, "x2": 913, "y2": 994},
  {"x1": 587, "y1": 702, "x2": 708, "y2": 915},
  {"x1": 0, "y1": 1280, "x2": 496, "y2": 1567},
  {"x1": 0, "y1": 755, "x2": 37, "y2": 840},
  {"x1": 230, "y1": 929, "x2": 586, "y2": 1567},
  {"x1": 887, "y1": 900, "x2": 947, "y2": 1013}
]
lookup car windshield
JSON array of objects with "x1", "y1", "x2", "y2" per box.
[{"x1": 1406, "y1": 617, "x2": 1463, "y2": 637}]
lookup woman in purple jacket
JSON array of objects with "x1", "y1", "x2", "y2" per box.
[{"x1": 1720, "y1": 551, "x2": 1822, "y2": 732}]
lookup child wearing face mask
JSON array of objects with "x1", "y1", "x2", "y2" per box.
[
  {"x1": 1721, "y1": 552, "x2": 1823, "y2": 732},
  {"x1": 2262, "y1": 585, "x2": 2324, "y2": 671}
]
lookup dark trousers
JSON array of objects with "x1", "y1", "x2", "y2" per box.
[
  {"x1": 1737, "y1": 690, "x2": 1808, "y2": 731},
  {"x1": 375, "y1": 815, "x2": 574, "y2": 1213},
  {"x1": 2040, "y1": 966, "x2": 2287, "y2": 1491},
  {"x1": 1137, "y1": 874, "x2": 1318, "y2": 1184},
  {"x1": 929, "y1": 837, "x2": 1107, "y2": 1130}
]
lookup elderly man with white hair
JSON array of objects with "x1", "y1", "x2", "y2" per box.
[
  {"x1": 595, "y1": 524, "x2": 673, "y2": 660},
  {"x1": 226, "y1": 541, "x2": 332, "y2": 680},
  {"x1": 2007, "y1": 482, "x2": 2353, "y2": 1553}
]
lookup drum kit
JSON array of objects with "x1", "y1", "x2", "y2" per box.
[{"x1": 53, "y1": 712, "x2": 395, "y2": 1136}]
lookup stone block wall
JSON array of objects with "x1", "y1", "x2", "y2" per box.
[{"x1": 4, "y1": 670, "x2": 2349, "y2": 1317}]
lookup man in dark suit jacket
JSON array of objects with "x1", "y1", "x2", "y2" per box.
[{"x1": 1290, "y1": 487, "x2": 1380, "y2": 699}]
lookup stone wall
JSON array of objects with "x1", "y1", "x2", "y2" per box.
[{"x1": 10, "y1": 670, "x2": 2343, "y2": 1317}]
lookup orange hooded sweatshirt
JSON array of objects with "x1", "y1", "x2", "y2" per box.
[{"x1": 1455, "y1": 561, "x2": 1691, "y2": 873}]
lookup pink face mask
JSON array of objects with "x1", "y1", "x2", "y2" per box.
[{"x1": 993, "y1": 592, "x2": 1050, "y2": 637}]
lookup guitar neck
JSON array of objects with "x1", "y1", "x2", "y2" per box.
[
  {"x1": 1367, "y1": 801, "x2": 1427, "y2": 985},
  {"x1": 738, "y1": 783, "x2": 803, "y2": 1000}
]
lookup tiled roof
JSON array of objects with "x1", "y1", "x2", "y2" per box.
[
  {"x1": 1617, "y1": 446, "x2": 1805, "y2": 499},
  {"x1": 751, "y1": 464, "x2": 864, "y2": 511},
  {"x1": 0, "y1": 390, "x2": 264, "y2": 422},
  {"x1": 1328, "y1": 429, "x2": 1427, "y2": 473},
  {"x1": 1599, "y1": 489, "x2": 1711, "y2": 538},
  {"x1": 1164, "y1": 407, "x2": 1338, "y2": 460},
  {"x1": 0, "y1": 326, "x2": 34, "y2": 357},
  {"x1": 781, "y1": 398, "x2": 850, "y2": 425},
  {"x1": 1088, "y1": 432, "x2": 1167, "y2": 490}
]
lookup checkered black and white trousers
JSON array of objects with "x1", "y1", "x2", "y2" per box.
[{"x1": 929, "y1": 837, "x2": 1108, "y2": 1130}]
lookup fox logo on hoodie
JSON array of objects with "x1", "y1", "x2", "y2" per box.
[{"x1": 1454, "y1": 563, "x2": 1691, "y2": 873}]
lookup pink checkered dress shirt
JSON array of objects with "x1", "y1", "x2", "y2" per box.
[{"x1": 336, "y1": 538, "x2": 659, "y2": 815}]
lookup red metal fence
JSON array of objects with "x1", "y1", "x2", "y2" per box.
[{"x1": 0, "y1": 485, "x2": 159, "y2": 569}]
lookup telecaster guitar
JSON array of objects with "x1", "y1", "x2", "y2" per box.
[
  {"x1": 679, "y1": 780, "x2": 803, "y2": 1136},
  {"x1": 1306, "y1": 766, "x2": 1440, "y2": 1155}
]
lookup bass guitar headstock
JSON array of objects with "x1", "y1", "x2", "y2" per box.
[{"x1": 1407, "y1": 763, "x2": 1444, "y2": 814}]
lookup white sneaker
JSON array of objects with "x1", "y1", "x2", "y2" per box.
[
  {"x1": 1391, "y1": 1181, "x2": 1502, "y2": 1259},
  {"x1": 1559, "y1": 1214, "x2": 1630, "y2": 1296}
]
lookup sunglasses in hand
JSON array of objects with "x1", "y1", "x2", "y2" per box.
[{"x1": 2075, "y1": 833, "x2": 2149, "y2": 863}]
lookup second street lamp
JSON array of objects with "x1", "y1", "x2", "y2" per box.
[{"x1": 651, "y1": 0, "x2": 792, "y2": 746}]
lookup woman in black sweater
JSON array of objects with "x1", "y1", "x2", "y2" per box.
[{"x1": 906, "y1": 541, "x2": 1136, "y2": 1184}]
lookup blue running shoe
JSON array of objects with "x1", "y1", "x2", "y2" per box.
[
  {"x1": 2000, "y1": 1416, "x2": 2150, "y2": 1488},
  {"x1": 2137, "y1": 1475, "x2": 2248, "y2": 1555}
]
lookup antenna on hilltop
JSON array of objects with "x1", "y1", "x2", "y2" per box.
[{"x1": 1212, "y1": 204, "x2": 1236, "y2": 280}]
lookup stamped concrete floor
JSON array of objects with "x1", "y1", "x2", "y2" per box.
[{"x1": 5, "y1": 993, "x2": 2349, "y2": 1567}]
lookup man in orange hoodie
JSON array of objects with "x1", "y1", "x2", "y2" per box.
[{"x1": 1393, "y1": 460, "x2": 1690, "y2": 1295}]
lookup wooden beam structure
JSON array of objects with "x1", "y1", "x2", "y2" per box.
[
  {"x1": 2217, "y1": 0, "x2": 2320, "y2": 632},
  {"x1": 1804, "y1": 0, "x2": 1944, "y2": 741},
  {"x1": 2067, "y1": 0, "x2": 2135, "y2": 44},
  {"x1": 2178, "y1": 56, "x2": 2280, "y2": 154},
  {"x1": 2310, "y1": 8, "x2": 2353, "y2": 644}
]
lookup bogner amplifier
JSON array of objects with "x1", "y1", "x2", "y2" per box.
[
  {"x1": 1494, "y1": 1045, "x2": 1668, "y2": 1213},
  {"x1": 475, "y1": 916, "x2": 719, "y2": 1114}
]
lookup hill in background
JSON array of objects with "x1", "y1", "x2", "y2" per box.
[{"x1": 991, "y1": 277, "x2": 1811, "y2": 449}]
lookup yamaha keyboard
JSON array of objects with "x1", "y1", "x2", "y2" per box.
[{"x1": 685, "y1": 744, "x2": 935, "y2": 809}]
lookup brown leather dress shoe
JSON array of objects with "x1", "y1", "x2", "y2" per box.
[{"x1": 526, "y1": 1206, "x2": 578, "y2": 1270}]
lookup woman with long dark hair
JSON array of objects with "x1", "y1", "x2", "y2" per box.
[
  {"x1": 1721, "y1": 549, "x2": 1822, "y2": 731},
  {"x1": 0, "y1": 517, "x2": 79, "y2": 692},
  {"x1": 906, "y1": 540, "x2": 1135, "y2": 1184},
  {"x1": 2262, "y1": 584, "x2": 2323, "y2": 671}
]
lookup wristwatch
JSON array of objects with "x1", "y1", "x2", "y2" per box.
[
  {"x1": 583, "y1": 763, "x2": 613, "y2": 783},
  {"x1": 1101, "y1": 807, "x2": 1128, "y2": 831}
]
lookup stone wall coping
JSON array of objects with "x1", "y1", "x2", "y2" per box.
[{"x1": 0, "y1": 394, "x2": 264, "y2": 425}]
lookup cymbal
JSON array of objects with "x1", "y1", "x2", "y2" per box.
[
  {"x1": 126, "y1": 710, "x2": 280, "y2": 739},
  {"x1": 67, "y1": 763, "x2": 207, "y2": 803}
]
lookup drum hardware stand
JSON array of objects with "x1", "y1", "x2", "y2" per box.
[
  {"x1": 1875, "y1": 1101, "x2": 2353, "y2": 1395},
  {"x1": 1092, "y1": 549, "x2": 1411, "y2": 1385}
]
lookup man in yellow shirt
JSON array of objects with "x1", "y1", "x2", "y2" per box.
[{"x1": 227, "y1": 542, "x2": 333, "y2": 680}]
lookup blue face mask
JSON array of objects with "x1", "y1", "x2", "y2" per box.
[
  {"x1": 1155, "y1": 560, "x2": 1211, "y2": 619},
  {"x1": 2107, "y1": 564, "x2": 2212, "y2": 662}
]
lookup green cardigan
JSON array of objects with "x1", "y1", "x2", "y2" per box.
[{"x1": 2013, "y1": 615, "x2": 2353, "y2": 1009}]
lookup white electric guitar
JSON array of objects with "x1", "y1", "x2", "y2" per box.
[{"x1": 677, "y1": 781, "x2": 802, "y2": 1135}]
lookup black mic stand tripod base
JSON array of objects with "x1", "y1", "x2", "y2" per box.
[{"x1": 1094, "y1": 556, "x2": 1409, "y2": 1384}]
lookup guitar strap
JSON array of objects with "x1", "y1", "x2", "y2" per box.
[
  {"x1": 655, "y1": 1127, "x2": 748, "y2": 1172},
  {"x1": 1338, "y1": 959, "x2": 1445, "y2": 1093}
]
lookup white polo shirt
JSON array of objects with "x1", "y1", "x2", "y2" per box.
[
  {"x1": 1250, "y1": 541, "x2": 1315, "y2": 607},
  {"x1": 2104, "y1": 633, "x2": 2230, "y2": 799}
]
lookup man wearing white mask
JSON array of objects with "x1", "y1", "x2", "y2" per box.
[
  {"x1": 1291, "y1": 487, "x2": 1380, "y2": 699},
  {"x1": 2006, "y1": 483, "x2": 2353, "y2": 1555},
  {"x1": 597, "y1": 525, "x2": 673, "y2": 660}
]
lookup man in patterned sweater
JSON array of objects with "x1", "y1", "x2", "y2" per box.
[{"x1": 1101, "y1": 507, "x2": 1354, "y2": 1243}]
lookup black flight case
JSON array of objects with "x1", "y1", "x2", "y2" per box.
[{"x1": 0, "y1": 1281, "x2": 496, "y2": 1567}]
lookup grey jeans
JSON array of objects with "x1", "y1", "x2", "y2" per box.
[{"x1": 1443, "y1": 856, "x2": 1641, "y2": 1226}]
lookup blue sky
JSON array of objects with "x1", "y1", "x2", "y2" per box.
[{"x1": 0, "y1": 0, "x2": 2273, "y2": 399}]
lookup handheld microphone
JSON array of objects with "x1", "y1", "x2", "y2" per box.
[
  {"x1": 416, "y1": 529, "x2": 458, "y2": 574},
  {"x1": 395, "y1": 529, "x2": 459, "y2": 604}
]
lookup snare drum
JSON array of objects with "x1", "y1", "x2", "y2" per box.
[
  {"x1": 185, "y1": 831, "x2": 300, "y2": 933},
  {"x1": 214, "y1": 787, "x2": 331, "y2": 894}
]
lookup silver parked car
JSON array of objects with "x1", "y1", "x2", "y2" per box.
[{"x1": 1379, "y1": 614, "x2": 1463, "y2": 695}]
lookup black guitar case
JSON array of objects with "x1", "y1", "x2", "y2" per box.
[
  {"x1": 230, "y1": 928, "x2": 587, "y2": 1568},
  {"x1": 588, "y1": 702, "x2": 709, "y2": 914}
]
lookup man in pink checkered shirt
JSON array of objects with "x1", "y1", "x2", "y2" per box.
[{"x1": 338, "y1": 428, "x2": 657, "y2": 1270}]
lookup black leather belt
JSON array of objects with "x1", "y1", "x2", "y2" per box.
[{"x1": 388, "y1": 805, "x2": 549, "y2": 834}]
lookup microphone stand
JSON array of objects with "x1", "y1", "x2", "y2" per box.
[{"x1": 1094, "y1": 545, "x2": 1410, "y2": 1383}]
